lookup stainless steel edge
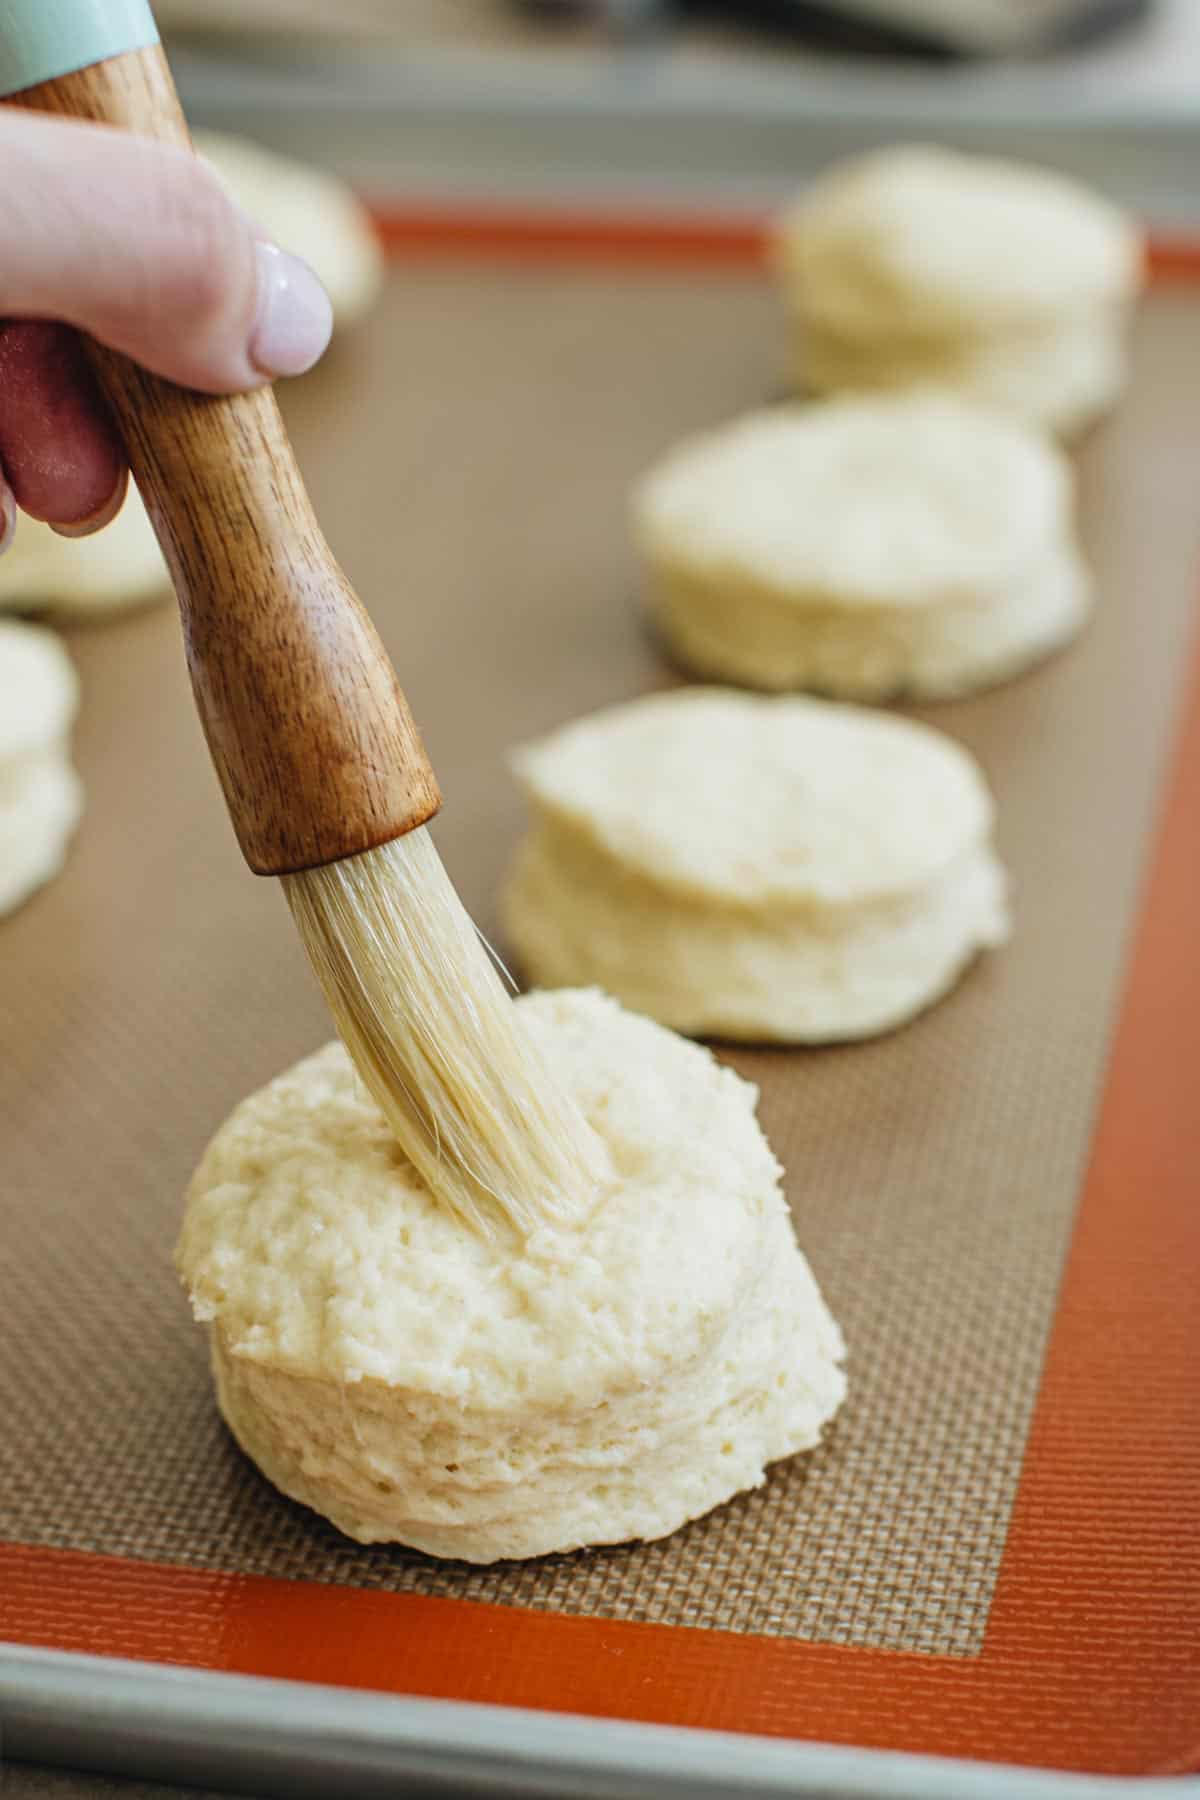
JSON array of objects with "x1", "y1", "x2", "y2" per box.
[
  {"x1": 170, "y1": 40, "x2": 1200, "y2": 133},
  {"x1": 168, "y1": 43, "x2": 1200, "y2": 229},
  {"x1": 1, "y1": 1646, "x2": 1194, "y2": 1799}
]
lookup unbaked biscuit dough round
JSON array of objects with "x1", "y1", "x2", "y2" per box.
[
  {"x1": 774, "y1": 146, "x2": 1143, "y2": 435},
  {"x1": 196, "y1": 132, "x2": 384, "y2": 330},
  {"x1": 0, "y1": 620, "x2": 83, "y2": 914},
  {"x1": 0, "y1": 489, "x2": 167, "y2": 620},
  {"x1": 634, "y1": 394, "x2": 1089, "y2": 701},
  {"x1": 504, "y1": 690, "x2": 1009, "y2": 1042},
  {"x1": 177, "y1": 987, "x2": 846, "y2": 1560}
]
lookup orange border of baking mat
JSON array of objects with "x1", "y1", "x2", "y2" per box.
[
  {"x1": 4, "y1": 625, "x2": 1198, "y2": 1775},
  {"x1": 365, "y1": 204, "x2": 1200, "y2": 281},
  {"x1": 3, "y1": 227, "x2": 1199, "y2": 1777}
]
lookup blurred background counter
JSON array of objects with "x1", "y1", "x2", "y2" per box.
[{"x1": 158, "y1": 0, "x2": 1200, "y2": 234}]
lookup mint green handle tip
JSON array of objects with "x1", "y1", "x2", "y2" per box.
[{"x1": 0, "y1": 0, "x2": 159, "y2": 98}]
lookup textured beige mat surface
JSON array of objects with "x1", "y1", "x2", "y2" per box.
[{"x1": 1, "y1": 272, "x2": 1197, "y2": 1659}]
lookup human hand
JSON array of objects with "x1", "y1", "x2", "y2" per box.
[{"x1": 0, "y1": 108, "x2": 333, "y2": 546}]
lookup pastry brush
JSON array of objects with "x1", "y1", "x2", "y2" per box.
[{"x1": 1, "y1": 7, "x2": 606, "y2": 1237}]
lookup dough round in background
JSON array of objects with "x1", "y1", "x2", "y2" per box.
[
  {"x1": 177, "y1": 987, "x2": 846, "y2": 1561},
  {"x1": 196, "y1": 131, "x2": 384, "y2": 330},
  {"x1": 0, "y1": 620, "x2": 84, "y2": 914},
  {"x1": 634, "y1": 394, "x2": 1089, "y2": 701},
  {"x1": 504, "y1": 690, "x2": 1009, "y2": 1042},
  {"x1": 773, "y1": 146, "x2": 1143, "y2": 435},
  {"x1": 0, "y1": 488, "x2": 167, "y2": 620}
]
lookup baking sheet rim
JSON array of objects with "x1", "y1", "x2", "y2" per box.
[{"x1": 0, "y1": 1645, "x2": 1184, "y2": 1800}]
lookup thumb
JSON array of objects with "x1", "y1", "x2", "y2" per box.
[{"x1": 0, "y1": 110, "x2": 332, "y2": 392}]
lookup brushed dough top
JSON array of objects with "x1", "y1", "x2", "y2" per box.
[
  {"x1": 178, "y1": 988, "x2": 781, "y2": 1412},
  {"x1": 634, "y1": 395, "x2": 1070, "y2": 610},
  {"x1": 514, "y1": 689, "x2": 993, "y2": 911},
  {"x1": 0, "y1": 619, "x2": 79, "y2": 760},
  {"x1": 776, "y1": 146, "x2": 1142, "y2": 334}
]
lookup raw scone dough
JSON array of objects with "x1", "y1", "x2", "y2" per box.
[
  {"x1": 0, "y1": 620, "x2": 84, "y2": 914},
  {"x1": 634, "y1": 394, "x2": 1089, "y2": 701},
  {"x1": 504, "y1": 690, "x2": 1009, "y2": 1042},
  {"x1": 774, "y1": 146, "x2": 1143, "y2": 435},
  {"x1": 178, "y1": 988, "x2": 846, "y2": 1560},
  {"x1": 0, "y1": 488, "x2": 167, "y2": 620},
  {"x1": 196, "y1": 131, "x2": 384, "y2": 330}
]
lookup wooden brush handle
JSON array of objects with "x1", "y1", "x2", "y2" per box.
[{"x1": 9, "y1": 44, "x2": 440, "y2": 875}]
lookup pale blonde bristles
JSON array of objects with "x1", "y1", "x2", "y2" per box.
[{"x1": 282, "y1": 828, "x2": 610, "y2": 1239}]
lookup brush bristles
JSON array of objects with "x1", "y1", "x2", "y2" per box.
[{"x1": 282, "y1": 828, "x2": 609, "y2": 1238}]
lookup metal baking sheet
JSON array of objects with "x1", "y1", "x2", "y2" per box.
[
  {"x1": 164, "y1": 1, "x2": 1200, "y2": 229},
  {"x1": 1, "y1": 256, "x2": 1198, "y2": 1792}
]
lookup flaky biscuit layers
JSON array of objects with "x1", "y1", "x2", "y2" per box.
[
  {"x1": 634, "y1": 394, "x2": 1089, "y2": 701},
  {"x1": 774, "y1": 146, "x2": 1143, "y2": 436},
  {"x1": 178, "y1": 989, "x2": 846, "y2": 1561},
  {"x1": 504, "y1": 690, "x2": 1009, "y2": 1041}
]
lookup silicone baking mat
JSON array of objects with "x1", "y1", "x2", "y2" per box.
[{"x1": 1, "y1": 261, "x2": 1198, "y2": 1778}]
